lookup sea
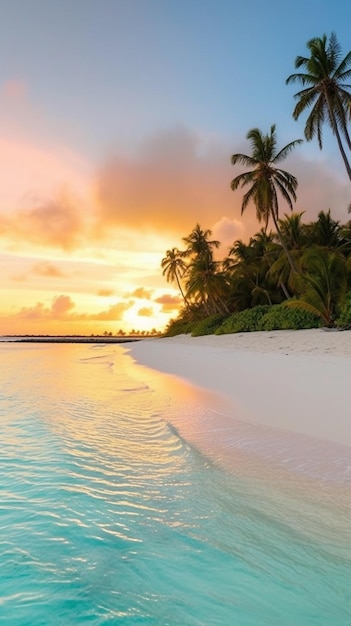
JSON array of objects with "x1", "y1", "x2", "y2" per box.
[{"x1": 1, "y1": 340, "x2": 351, "y2": 625}]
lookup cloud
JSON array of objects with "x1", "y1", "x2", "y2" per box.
[
  {"x1": 154, "y1": 293, "x2": 182, "y2": 312},
  {"x1": 93, "y1": 301, "x2": 134, "y2": 321},
  {"x1": 0, "y1": 190, "x2": 84, "y2": 249},
  {"x1": 94, "y1": 127, "x2": 245, "y2": 237},
  {"x1": 15, "y1": 295, "x2": 75, "y2": 320},
  {"x1": 1, "y1": 80, "x2": 27, "y2": 100},
  {"x1": 212, "y1": 217, "x2": 245, "y2": 253},
  {"x1": 97, "y1": 288, "x2": 115, "y2": 297},
  {"x1": 137, "y1": 306, "x2": 154, "y2": 317},
  {"x1": 51, "y1": 295, "x2": 75, "y2": 316},
  {"x1": 7, "y1": 295, "x2": 134, "y2": 322},
  {"x1": 126, "y1": 287, "x2": 153, "y2": 299},
  {"x1": 94, "y1": 126, "x2": 351, "y2": 246},
  {"x1": 287, "y1": 155, "x2": 351, "y2": 222},
  {"x1": 31, "y1": 261, "x2": 66, "y2": 277}
]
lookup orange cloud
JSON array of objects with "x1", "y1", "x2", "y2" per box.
[
  {"x1": 7, "y1": 295, "x2": 134, "y2": 322},
  {"x1": 14, "y1": 295, "x2": 75, "y2": 320},
  {"x1": 126, "y1": 287, "x2": 153, "y2": 299},
  {"x1": 31, "y1": 262, "x2": 66, "y2": 277},
  {"x1": 137, "y1": 306, "x2": 154, "y2": 317},
  {"x1": 97, "y1": 289, "x2": 115, "y2": 297},
  {"x1": 94, "y1": 127, "x2": 248, "y2": 238},
  {"x1": 94, "y1": 127, "x2": 351, "y2": 247},
  {"x1": 155, "y1": 293, "x2": 182, "y2": 312},
  {"x1": 0, "y1": 190, "x2": 84, "y2": 249},
  {"x1": 93, "y1": 302, "x2": 134, "y2": 321}
]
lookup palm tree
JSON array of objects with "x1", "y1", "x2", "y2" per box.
[
  {"x1": 288, "y1": 246, "x2": 348, "y2": 327},
  {"x1": 182, "y1": 223, "x2": 220, "y2": 262},
  {"x1": 307, "y1": 209, "x2": 343, "y2": 249},
  {"x1": 223, "y1": 231, "x2": 282, "y2": 308},
  {"x1": 286, "y1": 33, "x2": 351, "y2": 180},
  {"x1": 161, "y1": 247, "x2": 189, "y2": 307},
  {"x1": 230, "y1": 125, "x2": 303, "y2": 272},
  {"x1": 269, "y1": 213, "x2": 308, "y2": 298},
  {"x1": 185, "y1": 256, "x2": 230, "y2": 316}
]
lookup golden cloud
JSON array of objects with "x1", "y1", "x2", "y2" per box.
[
  {"x1": 126, "y1": 287, "x2": 153, "y2": 299},
  {"x1": 97, "y1": 289, "x2": 115, "y2": 297},
  {"x1": 137, "y1": 306, "x2": 154, "y2": 317},
  {"x1": 93, "y1": 302, "x2": 134, "y2": 321}
]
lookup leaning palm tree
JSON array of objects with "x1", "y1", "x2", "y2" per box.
[
  {"x1": 230, "y1": 125, "x2": 303, "y2": 272},
  {"x1": 286, "y1": 33, "x2": 351, "y2": 180},
  {"x1": 161, "y1": 247, "x2": 189, "y2": 307}
]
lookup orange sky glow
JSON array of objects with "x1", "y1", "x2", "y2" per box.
[{"x1": 1, "y1": 75, "x2": 350, "y2": 336}]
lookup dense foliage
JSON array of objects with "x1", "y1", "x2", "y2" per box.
[{"x1": 161, "y1": 33, "x2": 351, "y2": 336}]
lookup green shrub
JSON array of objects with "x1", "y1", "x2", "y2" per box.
[
  {"x1": 335, "y1": 291, "x2": 351, "y2": 328},
  {"x1": 191, "y1": 313, "x2": 227, "y2": 337},
  {"x1": 258, "y1": 303, "x2": 321, "y2": 331},
  {"x1": 215, "y1": 305, "x2": 271, "y2": 334},
  {"x1": 163, "y1": 317, "x2": 194, "y2": 337}
]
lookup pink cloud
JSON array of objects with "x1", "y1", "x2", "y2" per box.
[
  {"x1": 31, "y1": 262, "x2": 66, "y2": 277},
  {"x1": 94, "y1": 127, "x2": 351, "y2": 247},
  {"x1": 8, "y1": 295, "x2": 134, "y2": 323},
  {"x1": 1, "y1": 80, "x2": 27, "y2": 100},
  {"x1": 155, "y1": 293, "x2": 182, "y2": 312},
  {"x1": 0, "y1": 191, "x2": 84, "y2": 249}
]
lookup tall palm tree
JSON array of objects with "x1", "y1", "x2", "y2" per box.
[
  {"x1": 286, "y1": 33, "x2": 351, "y2": 180},
  {"x1": 230, "y1": 125, "x2": 303, "y2": 272},
  {"x1": 161, "y1": 247, "x2": 189, "y2": 307}
]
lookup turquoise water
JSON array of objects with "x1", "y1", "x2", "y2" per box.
[{"x1": 1, "y1": 342, "x2": 351, "y2": 625}]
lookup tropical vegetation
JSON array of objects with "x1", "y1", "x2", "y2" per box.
[{"x1": 161, "y1": 33, "x2": 351, "y2": 336}]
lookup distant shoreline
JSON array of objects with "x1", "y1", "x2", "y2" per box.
[{"x1": 0, "y1": 335, "x2": 144, "y2": 344}]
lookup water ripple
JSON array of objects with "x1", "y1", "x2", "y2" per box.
[{"x1": 0, "y1": 343, "x2": 351, "y2": 624}]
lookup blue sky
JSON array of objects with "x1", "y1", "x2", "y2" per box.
[
  {"x1": 0, "y1": 0, "x2": 351, "y2": 334},
  {"x1": 1, "y1": 0, "x2": 350, "y2": 159}
]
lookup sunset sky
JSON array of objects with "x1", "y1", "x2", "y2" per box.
[{"x1": 1, "y1": 0, "x2": 350, "y2": 335}]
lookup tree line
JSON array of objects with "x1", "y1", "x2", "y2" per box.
[{"x1": 161, "y1": 33, "x2": 351, "y2": 333}]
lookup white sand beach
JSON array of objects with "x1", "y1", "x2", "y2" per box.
[{"x1": 128, "y1": 330, "x2": 351, "y2": 480}]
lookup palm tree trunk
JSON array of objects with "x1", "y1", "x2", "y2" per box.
[
  {"x1": 329, "y1": 108, "x2": 351, "y2": 181},
  {"x1": 333, "y1": 125, "x2": 351, "y2": 181},
  {"x1": 279, "y1": 280, "x2": 291, "y2": 300},
  {"x1": 271, "y1": 211, "x2": 299, "y2": 275},
  {"x1": 175, "y1": 273, "x2": 191, "y2": 310}
]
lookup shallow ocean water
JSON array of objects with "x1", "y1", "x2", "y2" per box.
[{"x1": 0, "y1": 342, "x2": 351, "y2": 625}]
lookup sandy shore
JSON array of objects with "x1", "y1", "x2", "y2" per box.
[{"x1": 128, "y1": 330, "x2": 351, "y2": 451}]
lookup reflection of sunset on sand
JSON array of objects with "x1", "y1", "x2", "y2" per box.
[{"x1": 128, "y1": 331, "x2": 351, "y2": 483}]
